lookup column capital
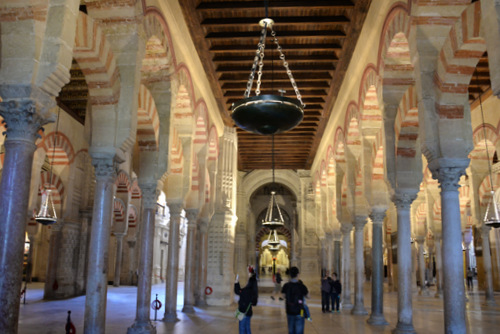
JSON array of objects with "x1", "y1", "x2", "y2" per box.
[
  {"x1": 428, "y1": 158, "x2": 469, "y2": 192},
  {"x1": 168, "y1": 201, "x2": 184, "y2": 216},
  {"x1": 0, "y1": 99, "x2": 54, "y2": 142},
  {"x1": 353, "y1": 216, "x2": 367, "y2": 230},
  {"x1": 90, "y1": 153, "x2": 119, "y2": 183},
  {"x1": 341, "y1": 223, "x2": 353, "y2": 234},
  {"x1": 185, "y1": 208, "x2": 199, "y2": 226},
  {"x1": 139, "y1": 182, "x2": 159, "y2": 209},
  {"x1": 369, "y1": 207, "x2": 387, "y2": 225},
  {"x1": 391, "y1": 189, "x2": 418, "y2": 210}
]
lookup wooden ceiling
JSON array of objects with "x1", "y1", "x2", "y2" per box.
[{"x1": 182, "y1": 0, "x2": 372, "y2": 170}]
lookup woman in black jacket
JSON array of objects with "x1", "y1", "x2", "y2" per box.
[{"x1": 234, "y1": 268, "x2": 258, "y2": 334}]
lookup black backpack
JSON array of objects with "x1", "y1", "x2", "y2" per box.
[{"x1": 285, "y1": 282, "x2": 304, "y2": 315}]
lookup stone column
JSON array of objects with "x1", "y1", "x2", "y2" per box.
[
  {"x1": 113, "y1": 233, "x2": 125, "y2": 287},
  {"x1": 392, "y1": 190, "x2": 417, "y2": 334},
  {"x1": 84, "y1": 154, "x2": 118, "y2": 334},
  {"x1": 0, "y1": 100, "x2": 51, "y2": 333},
  {"x1": 195, "y1": 219, "x2": 209, "y2": 307},
  {"x1": 182, "y1": 209, "x2": 199, "y2": 313},
  {"x1": 164, "y1": 202, "x2": 183, "y2": 322},
  {"x1": 128, "y1": 182, "x2": 158, "y2": 334},
  {"x1": 434, "y1": 234, "x2": 443, "y2": 298},
  {"x1": 333, "y1": 236, "x2": 341, "y2": 275},
  {"x1": 367, "y1": 208, "x2": 388, "y2": 325},
  {"x1": 44, "y1": 222, "x2": 63, "y2": 299},
  {"x1": 480, "y1": 225, "x2": 496, "y2": 305},
  {"x1": 433, "y1": 166, "x2": 467, "y2": 334},
  {"x1": 352, "y1": 216, "x2": 368, "y2": 315},
  {"x1": 340, "y1": 223, "x2": 353, "y2": 309},
  {"x1": 416, "y1": 237, "x2": 429, "y2": 296}
]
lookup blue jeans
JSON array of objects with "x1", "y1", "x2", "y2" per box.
[
  {"x1": 287, "y1": 314, "x2": 305, "y2": 334},
  {"x1": 331, "y1": 293, "x2": 340, "y2": 311},
  {"x1": 239, "y1": 315, "x2": 251, "y2": 334}
]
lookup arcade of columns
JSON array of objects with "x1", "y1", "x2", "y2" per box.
[{"x1": 1, "y1": 1, "x2": 500, "y2": 334}]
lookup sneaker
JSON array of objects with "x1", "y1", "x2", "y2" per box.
[
  {"x1": 307, "y1": 317, "x2": 312, "y2": 322},
  {"x1": 337, "y1": 310, "x2": 340, "y2": 313},
  {"x1": 270, "y1": 296, "x2": 275, "y2": 300}
]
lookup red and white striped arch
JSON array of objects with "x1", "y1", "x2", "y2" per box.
[
  {"x1": 193, "y1": 101, "x2": 208, "y2": 153},
  {"x1": 334, "y1": 127, "x2": 346, "y2": 169},
  {"x1": 435, "y1": 1, "x2": 485, "y2": 118},
  {"x1": 172, "y1": 66, "x2": 196, "y2": 128},
  {"x1": 191, "y1": 153, "x2": 199, "y2": 192},
  {"x1": 115, "y1": 170, "x2": 131, "y2": 194},
  {"x1": 359, "y1": 67, "x2": 383, "y2": 136},
  {"x1": 131, "y1": 180, "x2": 142, "y2": 199},
  {"x1": 39, "y1": 131, "x2": 75, "y2": 166},
  {"x1": 320, "y1": 160, "x2": 327, "y2": 188},
  {"x1": 169, "y1": 128, "x2": 184, "y2": 175},
  {"x1": 128, "y1": 205, "x2": 138, "y2": 228},
  {"x1": 395, "y1": 86, "x2": 419, "y2": 158},
  {"x1": 73, "y1": 11, "x2": 120, "y2": 108},
  {"x1": 113, "y1": 198, "x2": 126, "y2": 224},
  {"x1": 478, "y1": 173, "x2": 500, "y2": 207},
  {"x1": 378, "y1": 4, "x2": 413, "y2": 87},
  {"x1": 470, "y1": 124, "x2": 498, "y2": 161},
  {"x1": 38, "y1": 171, "x2": 64, "y2": 206},
  {"x1": 207, "y1": 126, "x2": 219, "y2": 161},
  {"x1": 137, "y1": 84, "x2": 160, "y2": 151},
  {"x1": 345, "y1": 103, "x2": 362, "y2": 160}
]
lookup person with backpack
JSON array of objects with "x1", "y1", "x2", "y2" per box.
[
  {"x1": 330, "y1": 272, "x2": 342, "y2": 313},
  {"x1": 281, "y1": 266, "x2": 309, "y2": 334},
  {"x1": 234, "y1": 266, "x2": 259, "y2": 334}
]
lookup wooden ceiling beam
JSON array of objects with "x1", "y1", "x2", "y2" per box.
[
  {"x1": 196, "y1": 1, "x2": 355, "y2": 11},
  {"x1": 219, "y1": 72, "x2": 333, "y2": 81},
  {"x1": 206, "y1": 30, "x2": 346, "y2": 39},
  {"x1": 216, "y1": 64, "x2": 336, "y2": 72},
  {"x1": 222, "y1": 81, "x2": 331, "y2": 90},
  {"x1": 210, "y1": 43, "x2": 342, "y2": 52},
  {"x1": 202, "y1": 16, "x2": 350, "y2": 27},
  {"x1": 213, "y1": 54, "x2": 339, "y2": 63}
]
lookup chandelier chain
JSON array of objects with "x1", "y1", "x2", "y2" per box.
[{"x1": 245, "y1": 24, "x2": 268, "y2": 98}]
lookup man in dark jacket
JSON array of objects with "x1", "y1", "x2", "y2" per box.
[
  {"x1": 330, "y1": 272, "x2": 342, "y2": 313},
  {"x1": 321, "y1": 274, "x2": 332, "y2": 312},
  {"x1": 282, "y1": 266, "x2": 309, "y2": 334},
  {"x1": 234, "y1": 267, "x2": 258, "y2": 334}
]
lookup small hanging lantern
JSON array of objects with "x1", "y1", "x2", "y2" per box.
[
  {"x1": 35, "y1": 189, "x2": 57, "y2": 225},
  {"x1": 262, "y1": 191, "x2": 285, "y2": 229},
  {"x1": 484, "y1": 191, "x2": 500, "y2": 228},
  {"x1": 231, "y1": 1, "x2": 304, "y2": 135},
  {"x1": 268, "y1": 229, "x2": 281, "y2": 246}
]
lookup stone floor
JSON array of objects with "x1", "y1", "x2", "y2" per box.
[{"x1": 18, "y1": 279, "x2": 500, "y2": 333}]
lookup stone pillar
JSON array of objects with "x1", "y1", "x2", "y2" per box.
[
  {"x1": 333, "y1": 236, "x2": 341, "y2": 275},
  {"x1": 164, "y1": 202, "x2": 183, "y2": 322},
  {"x1": 434, "y1": 235, "x2": 443, "y2": 298},
  {"x1": 195, "y1": 219, "x2": 209, "y2": 307},
  {"x1": 480, "y1": 225, "x2": 496, "y2": 305},
  {"x1": 340, "y1": 223, "x2": 353, "y2": 309},
  {"x1": 433, "y1": 166, "x2": 467, "y2": 334},
  {"x1": 84, "y1": 154, "x2": 118, "y2": 334},
  {"x1": 416, "y1": 237, "x2": 429, "y2": 296},
  {"x1": 182, "y1": 209, "x2": 198, "y2": 313},
  {"x1": 44, "y1": 222, "x2": 63, "y2": 299},
  {"x1": 367, "y1": 208, "x2": 388, "y2": 325},
  {"x1": 0, "y1": 99, "x2": 51, "y2": 333},
  {"x1": 113, "y1": 233, "x2": 125, "y2": 287},
  {"x1": 392, "y1": 190, "x2": 417, "y2": 334},
  {"x1": 76, "y1": 210, "x2": 92, "y2": 295},
  {"x1": 128, "y1": 182, "x2": 158, "y2": 334},
  {"x1": 352, "y1": 216, "x2": 368, "y2": 315}
]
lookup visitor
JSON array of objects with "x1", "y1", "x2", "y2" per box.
[
  {"x1": 282, "y1": 266, "x2": 309, "y2": 334},
  {"x1": 330, "y1": 272, "x2": 342, "y2": 313},
  {"x1": 466, "y1": 267, "x2": 474, "y2": 291},
  {"x1": 321, "y1": 273, "x2": 331, "y2": 312},
  {"x1": 271, "y1": 269, "x2": 283, "y2": 300},
  {"x1": 234, "y1": 266, "x2": 259, "y2": 334}
]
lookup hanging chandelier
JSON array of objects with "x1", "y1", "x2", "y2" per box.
[
  {"x1": 35, "y1": 108, "x2": 60, "y2": 225},
  {"x1": 477, "y1": 75, "x2": 500, "y2": 228},
  {"x1": 262, "y1": 135, "x2": 285, "y2": 229},
  {"x1": 231, "y1": 0, "x2": 304, "y2": 135}
]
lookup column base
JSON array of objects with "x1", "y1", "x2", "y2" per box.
[
  {"x1": 163, "y1": 312, "x2": 178, "y2": 323},
  {"x1": 483, "y1": 298, "x2": 497, "y2": 307},
  {"x1": 182, "y1": 305, "x2": 195, "y2": 313},
  {"x1": 392, "y1": 322, "x2": 416, "y2": 334},
  {"x1": 367, "y1": 313, "x2": 388, "y2": 326},
  {"x1": 351, "y1": 304, "x2": 368, "y2": 315},
  {"x1": 342, "y1": 301, "x2": 353, "y2": 310},
  {"x1": 127, "y1": 320, "x2": 156, "y2": 334}
]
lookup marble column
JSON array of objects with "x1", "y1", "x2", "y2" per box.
[
  {"x1": 113, "y1": 233, "x2": 125, "y2": 287},
  {"x1": 434, "y1": 235, "x2": 443, "y2": 298},
  {"x1": 433, "y1": 166, "x2": 466, "y2": 334},
  {"x1": 84, "y1": 154, "x2": 118, "y2": 334},
  {"x1": 392, "y1": 190, "x2": 417, "y2": 334},
  {"x1": 164, "y1": 202, "x2": 183, "y2": 322},
  {"x1": 182, "y1": 209, "x2": 199, "y2": 313},
  {"x1": 128, "y1": 182, "x2": 158, "y2": 334},
  {"x1": 333, "y1": 237, "x2": 341, "y2": 275},
  {"x1": 195, "y1": 219, "x2": 209, "y2": 307},
  {"x1": 416, "y1": 237, "x2": 429, "y2": 296},
  {"x1": 352, "y1": 216, "x2": 368, "y2": 315},
  {"x1": 44, "y1": 223, "x2": 63, "y2": 299},
  {"x1": 0, "y1": 99, "x2": 51, "y2": 333},
  {"x1": 480, "y1": 225, "x2": 497, "y2": 305},
  {"x1": 340, "y1": 223, "x2": 353, "y2": 309},
  {"x1": 367, "y1": 208, "x2": 388, "y2": 325}
]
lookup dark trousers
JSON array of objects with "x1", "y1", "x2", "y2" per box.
[
  {"x1": 467, "y1": 277, "x2": 473, "y2": 289},
  {"x1": 331, "y1": 293, "x2": 340, "y2": 311},
  {"x1": 321, "y1": 291, "x2": 330, "y2": 311},
  {"x1": 287, "y1": 314, "x2": 305, "y2": 334}
]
